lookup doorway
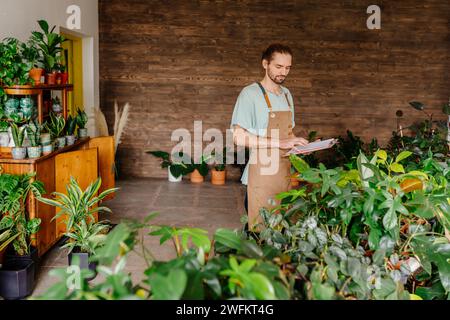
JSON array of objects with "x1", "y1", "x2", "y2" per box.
[{"x1": 60, "y1": 32, "x2": 83, "y2": 116}]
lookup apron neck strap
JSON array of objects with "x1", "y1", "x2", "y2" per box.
[
  {"x1": 257, "y1": 82, "x2": 291, "y2": 111},
  {"x1": 257, "y1": 82, "x2": 273, "y2": 111}
]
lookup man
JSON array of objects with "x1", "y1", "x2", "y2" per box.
[{"x1": 230, "y1": 43, "x2": 308, "y2": 230}]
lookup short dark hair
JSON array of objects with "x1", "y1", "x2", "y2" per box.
[{"x1": 261, "y1": 44, "x2": 293, "y2": 62}]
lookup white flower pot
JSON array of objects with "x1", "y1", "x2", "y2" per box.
[
  {"x1": 168, "y1": 166, "x2": 182, "y2": 182},
  {"x1": 27, "y1": 146, "x2": 42, "y2": 159},
  {"x1": 12, "y1": 147, "x2": 27, "y2": 160},
  {"x1": 78, "y1": 128, "x2": 88, "y2": 138},
  {"x1": 56, "y1": 137, "x2": 66, "y2": 148},
  {"x1": 65, "y1": 135, "x2": 76, "y2": 146}
]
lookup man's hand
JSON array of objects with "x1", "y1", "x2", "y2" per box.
[{"x1": 279, "y1": 137, "x2": 309, "y2": 149}]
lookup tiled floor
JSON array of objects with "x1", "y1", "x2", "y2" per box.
[{"x1": 31, "y1": 178, "x2": 247, "y2": 297}]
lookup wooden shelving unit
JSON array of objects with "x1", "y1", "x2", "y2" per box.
[
  {"x1": 0, "y1": 136, "x2": 115, "y2": 258},
  {"x1": 2, "y1": 84, "x2": 73, "y2": 123}
]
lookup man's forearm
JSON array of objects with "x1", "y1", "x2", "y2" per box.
[{"x1": 232, "y1": 126, "x2": 279, "y2": 149}]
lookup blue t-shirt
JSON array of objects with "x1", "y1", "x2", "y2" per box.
[{"x1": 230, "y1": 82, "x2": 295, "y2": 185}]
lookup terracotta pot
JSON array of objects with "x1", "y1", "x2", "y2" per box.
[
  {"x1": 190, "y1": 169, "x2": 204, "y2": 183},
  {"x1": 290, "y1": 177, "x2": 300, "y2": 188},
  {"x1": 29, "y1": 68, "x2": 44, "y2": 85},
  {"x1": 211, "y1": 169, "x2": 226, "y2": 185},
  {"x1": 57, "y1": 72, "x2": 68, "y2": 85},
  {"x1": 45, "y1": 72, "x2": 57, "y2": 85}
]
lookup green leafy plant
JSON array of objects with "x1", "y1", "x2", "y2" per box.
[
  {"x1": 25, "y1": 119, "x2": 41, "y2": 147},
  {"x1": 61, "y1": 219, "x2": 110, "y2": 255},
  {"x1": 146, "y1": 150, "x2": 188, "y2": 178},
  {"x1": 36, "y1": 176, "x2": 118, "y2": 237},
  {"x1": 11, "y1": 122, "x2": 25, "y2": 147},
  {"x1": 8, "y1": 113, "x2": 31, "y2": 125},
  {"x1": 0, "y1": 37, "x2": 32, "y2": 86},
  {"x1": 35, "y1": 212, "x2": 292, "y2": 300},
  {"x1": 76, "y1": 108, "x2": 88, "y2": 129},
  {"x1": 333, "y1": 130, "x2": 365, "y2": 169},
  {"x1": 265, "y1": 149, "x2": 450, "y2": 299},
  {"x1": 30, "y1": 20, "x2": 66, "y2": 72},
  {"x1": 388, "y1": 101, "x2": 449, "y2": 157},
  {"x1": 183, "y1": 154, "x2": 211, "y2": 177},
  {"x1": 0, "y1": 120, "x2": 9, "y2": 132},
  {"x1": 45, "y1": 112, "x2": 65, "y2": 139},
  {"x1": 54, "y1": 61, "x2": 66, "y2": 73},
  {"x1": 65, "y1": 115, "x2": 77, "y2": 136},
  {"x1": 210, "y1": 147, "x2": 228, "y2": 171},
  {"x1": 21, "y1": 39, "x2": 44, "y2": 70},
  {"x1": 0, "y1": 172, "x2": 45, "y2": 255},
  {"x1": 443, "y1": 100, "x2": 450, "y2": 116},
  {"x1": 31, "y1": 145, "x2": 450, "y2": 300}
]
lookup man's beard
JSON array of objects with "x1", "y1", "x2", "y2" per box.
[{"x1": 268, "y1": 72, "x2": 286, "y2": 84}]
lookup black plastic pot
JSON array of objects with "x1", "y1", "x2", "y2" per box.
[
  {"x1": 4, "y1": 246, "x2": 39, "y2": 280},
  {"x1": 5, "y1": 245, "x2": 39, "y2": 265},
  {"x1": 68, "y1": 251, "x2": 98, "y2": 281},
  {"x1": 0, "y1": 258, "x2": 35, "y2": 300}
]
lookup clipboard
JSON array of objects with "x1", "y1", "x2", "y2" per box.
[{"x1": 284, "y1": 138, "x2": 338, "y2": 156}]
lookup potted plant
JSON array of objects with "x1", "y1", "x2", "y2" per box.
[
  {"x1": 25, "y1": 120, "x2": 41, "y2": 158},
  {"x1": 10, "y1": 123, "x2": 27, "y2": 159},
  {"x1": 65, "y1": 115, "x2": 77, "y2": 145},
  {"x1": 146, "y1": 150, "x2": 188, "y2": 182},
  {"x1": 45, "y1": 112, "x2": 65, "y2": 148},
  {"x1": 4, "y1": 97, "x2": 19, "y2": 118},
  {"x1": 76, "y1": 108, "x2": 88, "y2": 138},
  {"x1": 444, "y1": 99, "x2": 450, "y2": 150},
  {"x1": 210, "y1": 148, "x2": 228, "y2": 185},
  {"x1": 0, "y1": 172, "x2": 45, "y2": 299},
  {"x1": 55, "y1": 62, "x2": 68, "y2": 85},
  {"x1": 30, "y1": 20, "x2": 66, "y2": 85},
  {"x1": 21, "y1": 40, "x2": 44, "y2": 85},
  {"x1": 19, "y1": 96, "x2": 35, "y2": 119},
  {"x1": 36, "y1": 177, "x2": 118, "y2": 280},
  {"x1": 0, "y1": 120, "x2": 10, "y2": 147},
  {"x1": 51, "y1": 96, "x2": 62, "y2": 113},
  {"x1": 184, "y1": 154, "x2": 211, "y2": 183},
  {"x1": 64, "y1": 219, "x2": 109, "y2": 280},
  {"x1": 0, "y1": 37, "x2": 32, "y2": 87},
  {"x1": 40, "y1": 121, "x2": 53, "y2": 155}
]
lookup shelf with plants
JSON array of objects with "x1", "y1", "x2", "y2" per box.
[
  {"x1": 1, "y1": 84, "x2": 73, "y2": 125},
  {"x1": 0, "y1": 108, "x2": 88, "y2": 161},
  {"x1": 0, "y1": 19, "x2": 72, "y2": 161},
  {"x1": 0, "y1": 133, "x2": 115, "y2": 262}
]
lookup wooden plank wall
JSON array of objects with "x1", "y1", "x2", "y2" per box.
[{"x1": 99, "y1": 0, "x2": 449, "y2": 179}]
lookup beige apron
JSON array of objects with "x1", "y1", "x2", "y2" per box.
[{"x1": 247, "y1": 82, "x2": 293, "y2": 229}]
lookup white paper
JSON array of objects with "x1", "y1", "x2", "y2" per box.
[{"x1": 286, "y1": 138, "x2": 338, "y2": 155}]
